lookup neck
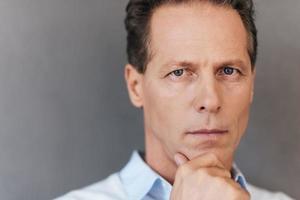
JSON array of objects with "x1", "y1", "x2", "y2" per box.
[{"x1": 144, "y1": 131, "x2": 177, "y2": 184}]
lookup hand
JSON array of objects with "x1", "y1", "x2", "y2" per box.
[{"x1": 170, "y1": 153, "x2": 250, "y2": 200}]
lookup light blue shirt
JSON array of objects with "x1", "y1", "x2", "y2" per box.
[
  {"x1": 56, "y1": 151, "x2": 294, "y2": 200},
  {"x1": 119, "y1": 151, "x2": 247, "y2": 200}
]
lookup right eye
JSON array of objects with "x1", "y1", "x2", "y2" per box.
[{"x1": 166, "y1": 68, "x2": 196, "y2": 82}]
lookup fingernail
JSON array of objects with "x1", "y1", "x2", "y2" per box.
[
  {"x1": 174, "y1": 153, "x2": 187, "y2": 166},
  {"x1": 174, "y1": 155, "x2": 181, "y2": 166}
]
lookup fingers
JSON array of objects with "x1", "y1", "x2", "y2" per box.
[
  {"x1": 174, "y1": 152, "x2": 226, "y2": 169},
  {"x1": 222, "y1": 178, "x2": 251, "y2": 199},
  {"x1": 171, "y1": 152, "x2": 249, "y2": 200},
  {"x1": 174, "y1": 152, "x2": 231, "y2": 179},
  {"x1": 204, "y1": 167, "x2": 231, "y2": 178}
]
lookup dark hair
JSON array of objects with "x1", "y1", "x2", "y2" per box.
[{"x1": 125, "y1": 0, "x2": 257, "y2": 73}]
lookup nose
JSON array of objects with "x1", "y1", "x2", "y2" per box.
[{"x1": 193, "y1": 77, "x2": 221, "y2": 113}]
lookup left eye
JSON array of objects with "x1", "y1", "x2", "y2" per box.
[
  {"x1": 171, "y1": 69, "x2": 184, "y2": 77},
  {"x1": 222, "y1": 66, "x2": 235, "y2": 75}
]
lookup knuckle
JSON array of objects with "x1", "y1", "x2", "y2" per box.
[
  {"x1": 213, "y1": 178, "x2": 248, "y2": 199},
  {"x1": 212, "y1": 176, "x2": 226, "y2": 186},
  {"x1": 206, "y1": 153, "x2": 220, "y2": 165},
  {"x1": 245, "y1": 191, "x2": 251, "y2": 199},
  {"x1": 208, "y1": 152, "x2": 218, "y2": 160},
  {"x1": 206, "y1": 152, "x2": 218, "y2": 161},
  {"x1": 222, "y1": 170, "x2": 231, "y2": 178},
  {"x1": 177, "y1": 163, "x2": 193, "y2": 176},
  {"x1": 238, "y1": 189, "x2": 251, "y2": 200},
  {"x1": 228, "y1": 186, "x2": 238, "y2": 196},
  {"x1": 227, "y1": 185, "x2": 249, "y2": 199},
  {"x1": 195, "y1": 168, "x2": 212, "y2": 179}
]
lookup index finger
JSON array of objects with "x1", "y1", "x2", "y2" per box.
[{"x1": 174, "y1": 152, "x2": 226, "y2": 170}]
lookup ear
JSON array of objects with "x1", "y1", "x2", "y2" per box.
[
  {"x1": 124, "y1": 64, "x2": 144, "y2": 108},
  {"x1": 250, "y1": 68, "x2": 256, "y2": 103}
]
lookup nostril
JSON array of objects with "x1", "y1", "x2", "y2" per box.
[{"x1": 198, "y1": 105, "x2": 221, "y2": 112}]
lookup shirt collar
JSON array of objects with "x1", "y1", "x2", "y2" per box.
[
  {"x1": 119, "y1": 151, "x2": 163, "y2": 200},
  {"x1": 231, "y1": 162, "x2": 249, "y2": 190},
  {"x1": 119, "y1": 150, "x2": 248, "y2": 200}
]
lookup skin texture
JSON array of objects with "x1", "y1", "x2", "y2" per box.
[{"x1": 125, "y1": 2, "x2": 255, "y2": 199}]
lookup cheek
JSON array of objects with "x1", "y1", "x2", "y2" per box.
[
  {"x1": 222, "y1": 84, "x2": 252, "y2": 143},
  {"x1": 142, "y1": 80, "x2": 192, "y2": 138}
]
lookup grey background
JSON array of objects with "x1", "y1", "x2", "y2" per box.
[{"x1": 0, "y1": 0, "x2": 299, "y2": 199}]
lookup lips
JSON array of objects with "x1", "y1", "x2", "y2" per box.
[{"x1": 187, "y1": 129, "x2": 228, "y2": 135}]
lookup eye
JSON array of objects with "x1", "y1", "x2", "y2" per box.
[
  {"x1": 218, "y1": 66, "x2": 241, "y2": 76},
  {"x1": 223, "y1": 66, "x2": 234, "y2": 75},
  {"x1": 172, "y1": 69, "x2": 184, "y2": 77},
  {"x1": 165, "y1": 68, "x2": 196, "y2": 82}
]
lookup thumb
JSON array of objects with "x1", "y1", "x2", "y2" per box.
[{"x1": 174, "y1": 153, "x2": 189, "y2": 166}]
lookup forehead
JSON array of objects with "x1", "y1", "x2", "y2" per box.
[{"x1": 148, "y1": 2, "x2": 250, "y2": 67}]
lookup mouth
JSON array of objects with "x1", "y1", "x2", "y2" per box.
[
  {"x1": 185, "y1": 129, "x2": 229, "y2": 141},
  {"x1": 187, "y1": 129, "x2": 228, "y2": 135},
  {"x1": 184, "y1": 129, "x2": 229, "y2": 150}
]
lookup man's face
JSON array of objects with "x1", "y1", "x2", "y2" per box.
[{"x1": 131, "y1": 3, "x2": 255, "y2": 168}]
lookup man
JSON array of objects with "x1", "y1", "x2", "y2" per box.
[{"x1": 57, "y1": 0, "x2": 294, "y2": 199}]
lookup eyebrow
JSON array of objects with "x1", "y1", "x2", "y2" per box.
[
  {"x1": 161, "y1": 59, "x2": 249, "y2": 72},
  {"x1": 216, "y1": 59, "x2": 248, "y2": 69},
  {"x1": 160, "y1": 60, "x2": 198, "y2": 71}
]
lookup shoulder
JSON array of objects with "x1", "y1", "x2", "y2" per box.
[
  {"x1": 247, "y1": 183, "x2": 295, "y2": 200},
  {"x1": 54, "y1": 173, "x2": 127, "y2": 200}
]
